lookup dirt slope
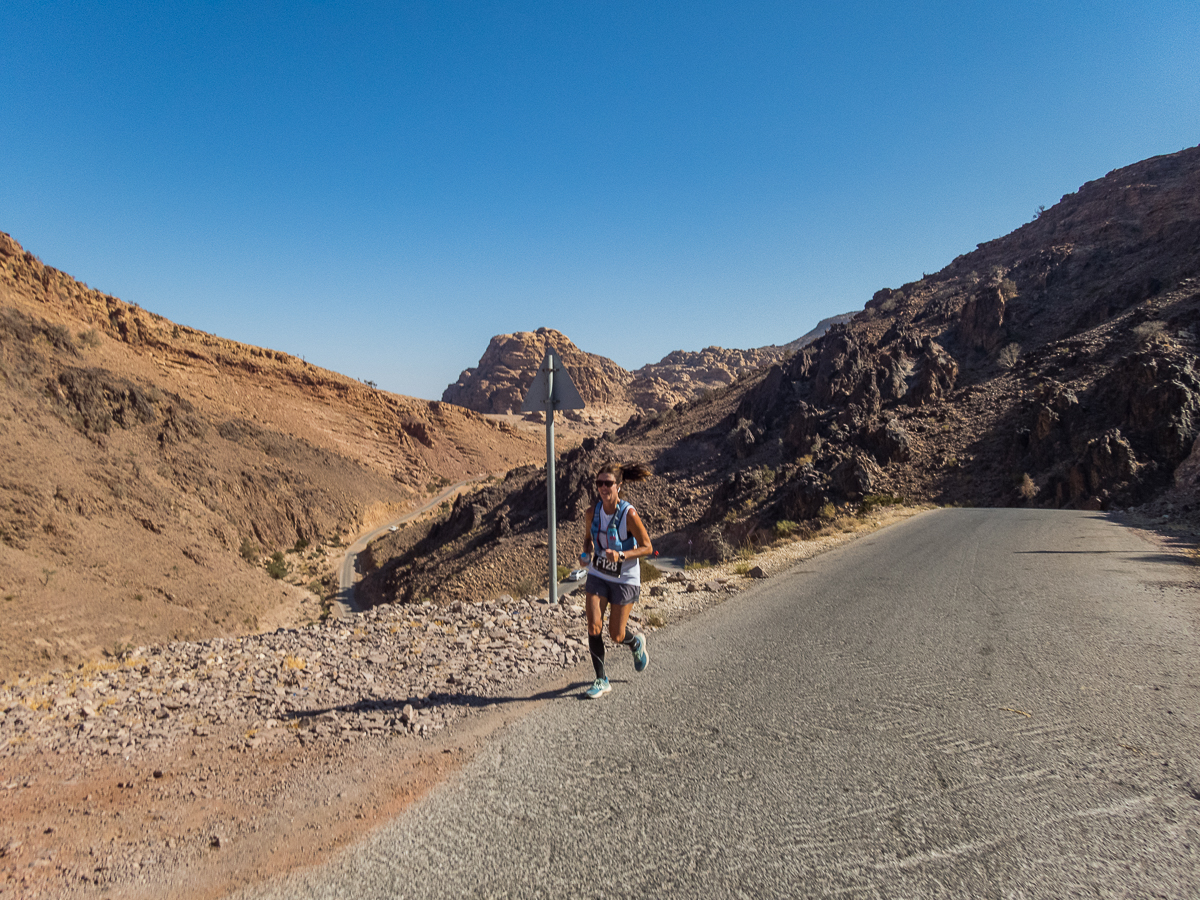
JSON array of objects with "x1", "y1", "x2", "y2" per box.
[{"x1": 0, "y1": 233, "x2": 542, "y2": 678}]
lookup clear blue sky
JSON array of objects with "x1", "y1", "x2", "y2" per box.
[{"x1": 3, "y1": 2, "x2": 1198, "y2": 400}]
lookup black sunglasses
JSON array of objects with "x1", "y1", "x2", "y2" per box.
[{"x1": 594, "y1": 479, "x2": 617, "y2": 488}]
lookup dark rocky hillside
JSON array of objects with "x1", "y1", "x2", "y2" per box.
[
  {"x1": 365, "y1": 144, "x2": 1200, "y2": 606},
  {"x1": 722, "y1": 143, "x2": 1200, "y2": 516}
]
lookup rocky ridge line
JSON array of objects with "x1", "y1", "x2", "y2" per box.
[{"x1": 442, "y1": 316, "x2": 854, "y2": 418}]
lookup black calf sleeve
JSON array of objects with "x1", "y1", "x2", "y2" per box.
[
  {"x1": 588, "y1": 633, "x2": 606, "y2": 680},
  {"x1": 619, "y1": 630, "x2": 638, "y2": 648}
]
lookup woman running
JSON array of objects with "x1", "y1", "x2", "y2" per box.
[{"x1": 578, "y1": 461, "x2": 653, "y2": 699}]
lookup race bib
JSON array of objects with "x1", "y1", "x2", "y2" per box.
[{"x1": 592, "y1": 553, "x2": 622, "y2": 576}]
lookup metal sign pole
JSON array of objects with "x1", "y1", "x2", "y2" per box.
[
  {"x1": 520, "y1": 348, "x2": 583, "y2": 607},
  {"x1": 546, "y1": 354, "x2": 558, "y2": 606}
]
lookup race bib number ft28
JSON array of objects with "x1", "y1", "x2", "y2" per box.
[{"x1": 592, "y1": 553, "x2": 621, "y2": 576}]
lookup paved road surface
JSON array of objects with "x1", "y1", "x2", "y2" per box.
[{"x1": 240, "y1": 509, "x2": 1200, "y2": 898}]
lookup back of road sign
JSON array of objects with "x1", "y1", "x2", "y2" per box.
[{"x1": 521, "y1": 352, "x2": 586, "y2": 413}]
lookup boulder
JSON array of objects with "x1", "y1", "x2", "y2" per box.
[
  {"x1": 908, "y1": 339, "x2": 958, "y2": 406},
  {"x1": 870, "y1": 418, "x2": 912, "y2": 464},
  {"x1": 957, "y1": 277, "x2": 1008, "y2": 352},
  {"x1": 832, "y1": 451, "x2": 883, "y2": 500}
]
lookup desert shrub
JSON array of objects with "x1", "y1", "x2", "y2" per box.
[
  {"x1": 818, "y1": 502, "x2": 837, "y2": 521},
  {"x1": 78, "y1": 328, "x2": 102, "y2": 349},
  {"x1": 859, "y1": 494, "x2": 902, "y2": 516},
  {"x1": 105, "y1": 640, "x2": 134, "y2": 659},
  {"x1": 293, "y1": 536, "x2": 310, "y2": 552},
  {"x1": 557, "y1": 565, "x2": 571, "y2": 582},
  {"x1": 645, "y1": 612, "x2": 667, "y2": 628},
  {"x1": 999, "y1": 278, "x2": 1018, "y2": 299},
  {"x1": 773, "y1": 520, "x2": 800, "y2": 539},
  {"x1": 733, "y1": 562, "x2": 751, "y2": 576},
  {"x1": 511, "y1": 575, "x2": 536, "y2": 598},
  {"x1": 46, "y1": 323, "x2": 77, "y2": 352},
  {"x1": 1133, "y1": 320, "x2": 1166, "y2": 345},
  {"x1": 266, "y1": 551, "x2": 288, "y2": 579},
  {"x1": 997, "y1": 343, "x2": 1021, "y2": 369},
  {"x1": 736, "y1": 545, "x2": 756, "y2": 561},
  {"x1": 640, "y1": 560, "x2": 663, "y2": 583},
  {"x1": 239, "y1": 538, "x2": 259, "y2": 563},
  {"x1": 684, "y1": 560, "x2": 713, "y2": 571},
  {"x1": 1018, "y1": 473, "x2": 1039, "y2": 500}
]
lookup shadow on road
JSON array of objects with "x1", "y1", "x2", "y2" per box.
[
  {"x1": 1014, "y1": 550, "x2": 1195, "y2": 567},
  {"x1": 283, "y1": 678, "x2": 598, "y2": 724}
]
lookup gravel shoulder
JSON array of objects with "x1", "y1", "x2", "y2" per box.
[{"x1": 1, "y1": 506, "x2": 927, "y2": 899}]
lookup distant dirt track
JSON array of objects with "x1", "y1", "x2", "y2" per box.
[{"x1": 337, "y1": 479, "x2": 482, "y2": 614}]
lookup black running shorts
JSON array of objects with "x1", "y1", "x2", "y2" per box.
[{"x1": 584, "y1": 574, "x2": 641, "y2": 606}]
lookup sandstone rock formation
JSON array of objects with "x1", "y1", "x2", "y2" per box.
[
  {"x1": 442, "y1": 328, "x2": 632, "y2": 414},
  {"x1": 628, "y1": 346, "x2": 789, "y2": 411},
  {"x1": 442, "y1": 314, "x2": 854, "y2": 417}
]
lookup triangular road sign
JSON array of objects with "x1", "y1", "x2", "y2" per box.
[{"x1": 521, "y1": 351, "x2": 586, "y2": 412}]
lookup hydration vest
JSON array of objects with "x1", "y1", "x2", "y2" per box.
[{"x1": 591, "y1": 499, "x2": 636, "y2": 553}]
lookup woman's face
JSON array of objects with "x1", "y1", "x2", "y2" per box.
[{"x1": 595, "y1": 474, "x2": 618, "y2": 497}]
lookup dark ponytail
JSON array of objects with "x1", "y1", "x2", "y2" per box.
[{"x1": 597, "y1": 461, "x2": 652, "y2": 484}]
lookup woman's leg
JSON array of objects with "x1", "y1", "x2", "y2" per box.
[
  {"x1": 608, "y1": 601, "x2": 633, "y2": 643},
  {"x1": 586, "y1": 592, "x2": 608, "y2": 680},
  {"x1": 608, "y1": 599, "x2": 648, "y2": 673}
]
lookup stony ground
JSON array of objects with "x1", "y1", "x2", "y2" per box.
[{"x1": 0, "y1": 507, "x2": 926, "y2": 899}]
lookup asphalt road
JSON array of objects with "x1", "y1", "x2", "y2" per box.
[{"x1": 240, "y1": 509, "x2": 1200, "y2": 898}]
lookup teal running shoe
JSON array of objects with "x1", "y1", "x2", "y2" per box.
[
  {"x1": 632, "y1": 634, "x2": 649, "y2": 673},
  {"x1": 585, "y1": 677, "x2": 612, "y2": 699}
]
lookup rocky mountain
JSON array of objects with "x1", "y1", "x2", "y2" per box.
[
  {"x1": 367, "y1": 144, "x2": 1200, "y2": 606},
  {"x1": 441, "y1": 327, "x2": 632, "y2": 415},
  {"x1": 442, "y1": 315, "x2": 853, "y2": 417},
  {"x1": 627, "y1": 314, "x2": 854, "y2": 411},
  {"x1": 0, "y1": 233, "x2": 542, "y2": 677}
]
